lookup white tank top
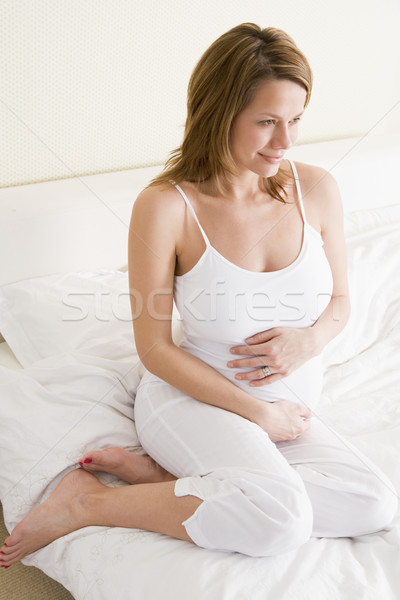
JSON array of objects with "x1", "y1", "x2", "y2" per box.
[{"x1": 173, "y1": 160, "x2": 333, "y2": 409}]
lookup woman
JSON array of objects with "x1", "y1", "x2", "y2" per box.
[{"x1": 1, "y1": 23, "x2": 397, "y2": 566}]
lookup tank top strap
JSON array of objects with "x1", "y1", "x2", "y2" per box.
[
  {"x1": 287, "y1": 159, "x2": 308, "y2": 225},
  {"x1": 173, "y1": 183, "x2": 211, "y2": 247}
]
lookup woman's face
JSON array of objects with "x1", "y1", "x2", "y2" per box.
[{"x1": 230, "y1": 79, "x2": 307, "y2": 178}]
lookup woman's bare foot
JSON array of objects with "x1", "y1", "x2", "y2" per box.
[
  {"x1": 0, "y1": 469, "x2": 105, "y2": 568},
  {"x1": 78, "y1": 447, "x2": 176, "y2": 484}
]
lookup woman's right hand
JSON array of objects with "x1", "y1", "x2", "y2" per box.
[{"x1": 254, "y1": 400, "x2": 312, "y2": 442}]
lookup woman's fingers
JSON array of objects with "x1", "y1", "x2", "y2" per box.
[
  {"x1": 244, "y1": 329, "x2": 278, "y2": 344},
  {"x1": 291, "y1": 404, "x2": 313, "y2": 423},
  {"x1": 227, "y1": 357, "x2": 252, "y2": 367},
  {"x1": 258, "y1": 400, "x2": 313, "y2": 442},
  {"x1": 249, "y1": 373, "x2": 283, "y2": 386},
  {"x1": 230, "y1": 342, "x2": 266, "y2": 355},
  {"x1": 227, "y1": 356, "x2": 285, "y2": 379},
  {"x1": 233, "y1": 366, "x2": 269, "y2": 379},
  {"x1": 299, "y1": 405, "x2": 313, "y2": 419},
  {"x1": 227, "y1": 356, "x2": 266, "y2": 369}
]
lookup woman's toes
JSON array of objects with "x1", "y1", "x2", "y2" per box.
[
  {"x1": 76, "y1": 447, "x2": 173, "y2": 485},
  {"x1": 78, "y1": 454, "x2": 98, "y2": 470},
  {"x1": 78, "y1": 448, "x2": 125, "y2": 472},
  {"x1": 0, "y1": 540, "x2": 12, "y2": 555},
  {"x1": 1, "y1": 554, "x2": 17, "y2": 566},
  {"x1": 0, "y1": 538, "x2": 23, "y2": 566}
]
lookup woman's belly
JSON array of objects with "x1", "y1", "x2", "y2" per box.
[{"x1": 178, "y1": 335, "x2": 323, "y2": 410}]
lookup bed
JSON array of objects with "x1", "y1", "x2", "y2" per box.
[{"x1": 0, "y1": 133, "x2": 399, "y2": 599}]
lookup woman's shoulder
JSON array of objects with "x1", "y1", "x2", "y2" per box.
[
  {"x1": 290, "y1": 160, "x2": 340, "y2": 197},
  {"x1": 133, "y1": 182, "x2": 186, "y2": 220},
  {"x1": 290, "y1": 160, "x2": 343, "y2": 231}
]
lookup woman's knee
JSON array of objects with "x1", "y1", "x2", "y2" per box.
[
  {"x1": 178, "y1": 471, "x2": 314, "y2": 557},
  {"x1": 243, "y1": 498, "x2": 313, "y2": 557},
  {"x1": 248, "y1": 485, "x2": 314, "y2": 557},
  {"x1": 339, "y1": 472, "x2": 399, "y2": 537},
  {"x1": 361, "y1": 479, "x2": 398, "y2": 534}
]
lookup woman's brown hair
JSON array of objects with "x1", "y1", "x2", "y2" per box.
[{"x1": 148, "y1": 23, "x2": 312, "y2": 202}]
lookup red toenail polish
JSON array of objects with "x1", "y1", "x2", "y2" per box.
[
  {"x1": 79, "y1": 462, "x2": 83, "y2": 466},
  {"x1": 84, "y1": 458, "x2": 92, "y2": 464}
]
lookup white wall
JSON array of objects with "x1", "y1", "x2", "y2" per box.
[{"x1": 1, "y1": 0, "x2": 400, "y2": 188}]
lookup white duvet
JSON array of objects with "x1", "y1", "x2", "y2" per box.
[{"x1": 0, "y1": 204, "x2": 399, "y2": 600}]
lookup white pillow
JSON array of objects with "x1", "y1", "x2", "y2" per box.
[
  {"x1": 0, "y1": 270, "x2": 134, "y2": 367},
  {"x1": 0, "y1": 270, "x2": 183, "y2": 368}
]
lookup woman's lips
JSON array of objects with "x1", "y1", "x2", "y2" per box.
[{"x1": 258, "y1": 154, "x2": 284, "y2": 164}]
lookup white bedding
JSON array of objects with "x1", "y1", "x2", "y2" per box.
[{"x1": 0, "y1": 200, "x2": 399, "y2": 599}]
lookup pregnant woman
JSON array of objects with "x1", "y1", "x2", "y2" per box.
[{"x1": 1, "y1": 23, "x2": 397, "y2": 566}]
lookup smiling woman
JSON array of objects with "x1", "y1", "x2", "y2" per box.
[
  {"x1": 1, "y1": 22, "x2": 397, "y2": 567},
  {"x1": 149, "y1": 22, "x2": 312, "y2": 201},
  {"x1": 229, "y1": 79, "x2": 306, "y2": 178}
]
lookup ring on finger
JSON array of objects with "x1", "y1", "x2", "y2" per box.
[{"x1": 262, "y1": 365, "x2": 272, "y2": 377}]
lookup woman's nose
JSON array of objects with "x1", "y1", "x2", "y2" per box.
[{"x1": 271, "y1": 124, "x2": 293, "y2": 150}]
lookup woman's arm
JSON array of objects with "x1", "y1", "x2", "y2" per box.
[
  {"x1": 128, "y1": 185, "x2": 311, "y2": 440},
  {"x1": 226, "y1": 167, "x2": 350, "y2": 387},
  {"x1": 307, "y1": 169, "x2": 351, "y2": 351}
]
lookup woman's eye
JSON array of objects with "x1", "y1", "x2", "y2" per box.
[{"x1": 259, "y1": 117, "x2": 301, "y2": 126}]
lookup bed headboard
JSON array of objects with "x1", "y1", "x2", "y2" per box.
[
  {"x1": 0, "y1": 165, "x2": 161, "y2": 286},
  {"x1": 1, "y1": 132, "x2": 399, "y2": 288}
]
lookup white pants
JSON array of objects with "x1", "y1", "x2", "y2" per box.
[{"x1": 134, "y1": 370, "x2": 398, "y2": 558}]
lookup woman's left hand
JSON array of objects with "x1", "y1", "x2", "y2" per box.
[{"x1": 227, "y1": 327, "x2": 319, "y2": 386}]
